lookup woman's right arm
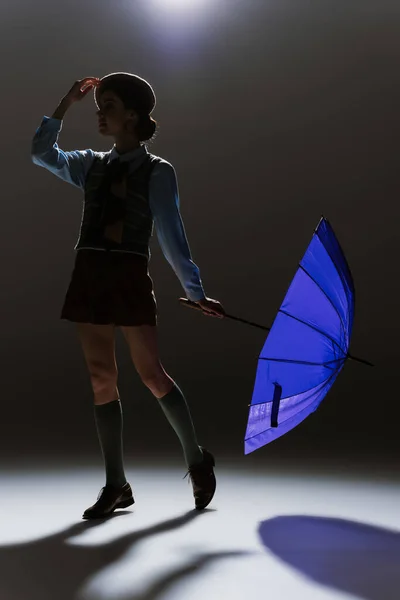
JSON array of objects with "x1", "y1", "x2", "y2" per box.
[{"x1": 31, "y1": 78, "x2": 100, "y2": 190}]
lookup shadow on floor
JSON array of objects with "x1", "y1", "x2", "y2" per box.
[
  {"x1": 0, "y1": 508, "x2": 250, "y2": 600},
  {"x1": 259, "y1": 515, "x2": 400, "y2": 600}
]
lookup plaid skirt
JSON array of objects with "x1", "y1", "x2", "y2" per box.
[{"x1": 60, "y1": 249, "x2": 157, "y2": 326}]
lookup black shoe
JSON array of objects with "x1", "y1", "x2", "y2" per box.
[
  {"x1": 184, "y1": 447, "x2": 216, "y2": 510},
  {"x1": 82, "y1": 482, "x2": 134, "y2": 519}
]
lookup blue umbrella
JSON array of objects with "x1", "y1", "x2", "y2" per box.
[{"x1": 180, "y1": 217, "x2": 372, "y2": 454}]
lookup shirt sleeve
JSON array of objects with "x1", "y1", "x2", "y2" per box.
[
  {"x1": 149, "y1": 160, "x2": 206, "y2": 302},
  {"x1": 31, "y1": 116, "x2": 96, "y2": 190}
]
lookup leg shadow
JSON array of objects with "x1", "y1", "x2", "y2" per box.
[
  {"x1": 123, "y1": 550, "x2": 251, "y2": 600},
  {"x1": 0, "y1": 509, "x2": 248, "y2": 600},
  {"x1": 258, "y1": 515, "x2": 400, "y2": 600}
]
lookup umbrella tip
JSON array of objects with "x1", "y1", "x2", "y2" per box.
[
  {"x1": 315, "y1": 214, "x2": 330, "y2": 234},
  {"x1": 347, "y1": 353, "x2": 374, "y2": 367},
  {"x1": 315, "y1": 215, "x2": 326, "y2": 233}
]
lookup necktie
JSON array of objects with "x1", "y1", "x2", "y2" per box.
[{"x1": 98, "y1": 159, "x2": 130, "y2": 227}]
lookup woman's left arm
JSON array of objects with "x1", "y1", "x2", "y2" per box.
[{"x1": 149, "y1": 160, "x2": 225, "y2": 317}]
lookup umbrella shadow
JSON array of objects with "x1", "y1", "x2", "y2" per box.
[
  {"x1": 258, "y1": 515, "x2": 400, "y2": 600},
  {"x1": 0, "y1": 506, "x2": 251, "y2": 600}
]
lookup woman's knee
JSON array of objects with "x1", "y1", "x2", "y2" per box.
[
  {"x1": 140, "y1": 369, "x2": 174, "y2": 398},
  {"x1": 89, "y1": 369, "x2": 119, "y2": 404}
]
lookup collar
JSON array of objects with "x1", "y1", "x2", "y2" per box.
[{"x1": 107, "y1": 144, "x2": 148, "y2": 165}]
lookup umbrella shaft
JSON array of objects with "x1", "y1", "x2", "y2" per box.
[
  {"x1": 181, "y1": 299, "x2": 373, "y2": 366},
  {"x1": 347, "y1": 354, "x2": 374, "y2": 367}
]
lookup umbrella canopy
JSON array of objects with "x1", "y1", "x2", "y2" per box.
[{"x1": 245, "y1": 217, "x2": 355, "y2": 454}]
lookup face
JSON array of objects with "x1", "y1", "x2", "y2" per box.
[{"x1": 95, "y1": 90, "x2": 137, "y2": 137}]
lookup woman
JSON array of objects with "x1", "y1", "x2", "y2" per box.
[{"x1": 31, "y1": 73, "x2": 225, "y2": 519}]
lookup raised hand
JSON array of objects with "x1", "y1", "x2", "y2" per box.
[{"x1": 62, "y1": 77, "x2": 101, "y2": 105}]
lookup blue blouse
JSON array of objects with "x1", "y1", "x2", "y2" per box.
[{"x1": 31, "y1": 116, "x2": 206, "y2": 302}]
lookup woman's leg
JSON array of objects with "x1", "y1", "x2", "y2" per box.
[
  {"x1": 76, "y1": 322, "x2": 127, "y2": 487},
  {"x1": 119, "y1": 324, "x2": 204, "y2": 468}
]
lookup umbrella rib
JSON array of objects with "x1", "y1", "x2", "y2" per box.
[
  {"x1": 316, "y1": 224, "x2": 355, "y2": 336},
  {"x1": 299, "y1": 264, "x2": 348, "y2": 346},
  {"x1": 259, "y1": 356, "x2": 345, "y2": 368},
  {"x1": 316, "y1": 222, "x2": 356, "y2": 298},
  {"x1": 278, "y1": 308, "x2": 346, "y2": 356}
]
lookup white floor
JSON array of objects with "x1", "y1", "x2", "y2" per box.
[{"x1": 0, "y1": 461, "x2": 399, "y2": 600}]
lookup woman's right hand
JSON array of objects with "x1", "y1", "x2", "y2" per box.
[{"x1": 62, "y1": 77, "x2": 101, "y2": 105}]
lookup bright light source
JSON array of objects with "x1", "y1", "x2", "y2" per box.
[{"x1": 140, "y1": 0, "x2": 217, "y2": 48}]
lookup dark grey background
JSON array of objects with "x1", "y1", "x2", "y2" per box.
[{"x1": 1, "y1": 0, "x2": 399, "y2": 467}]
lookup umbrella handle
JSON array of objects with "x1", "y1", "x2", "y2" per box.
[
  {"x1": 179, "y1": 298, "x2": 271, "y2": 332},
  {"x1": 179, "y1": 298, "x2": 203, "y2": 314}
]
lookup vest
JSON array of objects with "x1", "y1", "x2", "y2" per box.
[{"x1": 75, "y1": 153, "x2": 161, "y2": 258}]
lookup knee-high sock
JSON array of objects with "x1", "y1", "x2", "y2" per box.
[
  {"x1": 94, "y1": 399, "x2": 127, "y2": 487},
  {"x1": 157, "y1": 382, "x2": 204, "y2": 468}
]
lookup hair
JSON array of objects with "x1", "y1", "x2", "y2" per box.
[{"x1": 95, "y1": 72, "x2": 158, "y2": 142}]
